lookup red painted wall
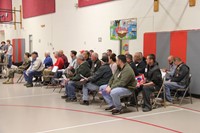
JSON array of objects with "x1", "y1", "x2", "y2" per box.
[
  {"x1": 22, "y1": 0, "x2": 55, "y2": 19},
  {"x1": 78, "y1": 0, "x2": 111, "y2": 7},
  {"x1": 0, "y1": 0, "x2": 12, "y2": 22}
]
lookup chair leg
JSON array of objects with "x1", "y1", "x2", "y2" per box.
[
  {"x1": 133, "y1": 91, "x2": 139, "y2": 112},
  {"x1": 59, "y1": 86, "x2": 63, "y2": 93},
  {"x1": 179, "y1": 89, "x2": 188, "y2": 105}
]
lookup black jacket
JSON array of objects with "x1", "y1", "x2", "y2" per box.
[
  {"x1": 129, "y1": 61, "x2": 139, "y2": 76},
  {"x1": 171, "y1": 63, "x2": 190, "y2": 86},
  {"x1": 88, "y1": 63, "x2": 112, "y2": 86},
  {"x1": 145, "y1": 63, "x2": 163, "y2": 89},
  {"x1": 70, "y1": 61, "x2": 91, "y2": 81},
  {"x1": 135, "y1": 60, "x2": 146, "y2": 74},
  {"x1": 91, "y1": 59, "x2": 101, "y2": 75}
]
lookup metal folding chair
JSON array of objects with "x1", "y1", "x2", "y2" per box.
[
  {"x1": 173, "y1": 74, "x2": 192, "y2": 105},
  {"x1": 17, "y1": 74, "x2": 24, "y2": 83}
]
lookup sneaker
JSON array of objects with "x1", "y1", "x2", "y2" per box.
[
  {"x1": 5, "y1": 81, "x2": 14, "y2": 84},
  {"x1": 105, "y1": 106, "x2": 115, "y2": 111},
  {"x1": 162, "y1": 101, "x2": 173, "y2": 106},
  {"x1": 112, "y1": 108, "x2": 122, "y2": 115},
  {"x1": 26, "y1": 83, "x2": 33, "y2": 88},
  {"x1": 80, "y1": 100, "x2": 89, "y2": 106}
]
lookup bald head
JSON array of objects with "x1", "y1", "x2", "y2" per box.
[
  {"x1": 134, "y1": 52, "x2": 143, "y2": 62},
  {"x1": 168, "y1": 55, "x2": 174, "y2": 65}
]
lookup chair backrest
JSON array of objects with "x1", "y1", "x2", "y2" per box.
[{"x1": 185, "y1": 74, "x2": 192, "y2": 88}]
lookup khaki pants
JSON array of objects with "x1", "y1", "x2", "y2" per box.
[{"x1": 8, "y1": 68, "x2": 23, "y2": 78}]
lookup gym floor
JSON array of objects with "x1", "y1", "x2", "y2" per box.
[{"x1": 0, "y1": 75, "x2": 199, "y2": 133}]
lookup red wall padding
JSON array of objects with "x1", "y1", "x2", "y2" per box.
[
  {"x1": 22, "y1": 0, "x2": 55, "y2": 19},
  {"x1": 78, "y1": 0, "x2": 111, "y2": 7},
  {"x1": 143, "y1": 33, "x2": 157, "y2": 58},
  {"x1": 0, "y1": 0, "x2": 12, "y2": 22},
  {"x1": 12, "y1": 39, "x2": 25, "y2": 63},
  {"x1": 170, "y1": 31, "x2": 187, "y2": 63}
]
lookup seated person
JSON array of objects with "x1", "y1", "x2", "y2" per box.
[
  {"x1": 43, "y1": 51, "x2": 64, "y2": 84},
  {"x1": 83, "y1": 51, "x2": 92, "y2": 69},
  {"x1": 134, "y1": 52, "x2": 146, "y2": 74},
  {"x1": 126, "y1": 54, "x2": 139, "y2": 76},
  {"x1": 109, "y1": 53, "x2": 117, "y2": 74},
  {"x1": 69, "y1": 50, "x2": 78, "y2": 69},
  {"x1": 91, "y1": 52, "x2": 101, "y2": 75},
  {"x1": 59, "y1": 50, "x2": 69, "y2": 69},
  {"x1": 43, "y1": 51, "x2": 53, "y2": 68},
  {"x1": 80, "y1": 56, "x2": 113, "y2": 105},
  {"x1": 99, "y1": 55, "x2": 136, "y2": 115},
  {"x1": 140, "y1": 54, "x2": 163, "y2": 112},
  {"x1": 24, "y1": 52, "x2": 44, "y2": 87},
  {"x1": 162, "y1": 55, "x2": 176, "y2": 80},
  {"x1": 164, "y1": 57, "x2": 190, "y2": 103},
  {"x1": 61, "y1": 54, "x2": 91, "y2": 101},
  {"x1": 3, "y1": 52, "x2": 31, "y2": 84}
]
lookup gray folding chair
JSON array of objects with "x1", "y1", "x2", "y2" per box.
[{"x1": 173, "y1": 74, "x2": 192, "y2": 105}]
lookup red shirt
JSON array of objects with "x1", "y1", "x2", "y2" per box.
[{"x1": 53, "y1": 57, "x2": 64, "y2": 69}]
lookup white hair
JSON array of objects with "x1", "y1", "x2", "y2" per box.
[{"x1": 45, "y1": 51, "x2": 50, "y2": 56}]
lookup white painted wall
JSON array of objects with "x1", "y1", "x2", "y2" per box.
[{"x1": 0, "y1": 0, "x2": 200, "y2": 61}]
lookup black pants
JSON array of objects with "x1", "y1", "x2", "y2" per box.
[{"x1": 142, "y1": 86, "x2": 156, "y2": 109}]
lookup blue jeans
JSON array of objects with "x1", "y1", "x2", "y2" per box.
[
  {"x1": 82, "y1": 82, "x2": 99, "y2": 101},
  {"x1": 7, "y1": 55, "x2": 12, "y2": 68},
  {"x1": 99, "y1": 85, "x2": 132, "y2": 110},
  {"x1": 65, "y1": 81, "x2": 76, "y2": 99},
  {"x1": 164, "y1": 81, "x2": 185, "y2": 102},
  {"x1": 24, "y1": 70, "x2": 42, "y2": 84}
]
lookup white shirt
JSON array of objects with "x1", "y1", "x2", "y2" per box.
[{"x1": 7, "y1": 45, "x2": 13, "y2": 55}]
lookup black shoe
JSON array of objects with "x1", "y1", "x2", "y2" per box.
[
  {"x1": 105, "y1": 106, "x2": 115, "y2": 111},
  {"x1": 24, "y1": 83, "x2": 28, "y2": 86},
  {"x1": 26, "y1": 83, "x2": 33, "y2": 88},
  {"x1": 61, "y1": 95, "x2": 68, "y2": 99},
  {"x1": 65, "y1": 98, "x2": 77, "y2": 102},
  {"x1": 142, "y1": 107, "x2": 152, "y2": 112},
  {"x1": 112, "y1": 108, "x2": 122, "y2": 115},
  {"x1": 80, "y1": 100, "x2": 89, "y2": 106}
]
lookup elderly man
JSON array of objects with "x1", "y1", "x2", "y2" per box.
[
  {"x1": 43, "y1": 51, "x2": 64, "y2": 84},
  {"x1": 43, "y1": 51, "x2": 53, "y2": 68},
  {"x1": 62, "y1": 54, "x2": 91, "y2": 101},
  {"x1": 99, "y1": 55, "x2": 136, "y2": 115},
  {"x1": 91, "y1": 52, "x2": 101, "y2": 75},
  {"x1": 24, "y1": 52, "x2": 44, "y2": 87},
  {"x1": 162, "y1": 55, "x2": 176, "y2": 80},
  {"x1": 164, "y1": 57, "x2": 190, "y2": 103},
  {"x1": 59, "y1": 50, "x2": 69, "y2": 69},
  {"x1": 134, "y1": 52, "x2": 146, "y2": 74},
  {"x1": 81, "y1": 56, "x2": 113, "y2": 105}
]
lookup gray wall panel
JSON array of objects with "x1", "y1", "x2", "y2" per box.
[
  {"x1": 187, "y1": 30, "x2": 200, "y2": 95},
  {"x1": 156, "y1": 32, "x2": 170, "y2": 68}
]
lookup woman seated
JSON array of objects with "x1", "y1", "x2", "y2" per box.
[{"x1": 3, "y1": 52, "x2": 31, "y2": 84}]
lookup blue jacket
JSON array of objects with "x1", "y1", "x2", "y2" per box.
[{"x1": 43, "y1": 56, "x2": 53, "y2": 68}]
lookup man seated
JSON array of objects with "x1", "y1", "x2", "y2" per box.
[
  {"x1": 24, "y1": 52, "x2": 44, "y2": 87},
  {"x1": 83, "y1": 51, "x2": 92, "y2": 69},
  {"x1": 3, "y1": 52, "x2": 31, "y2": 84},
  {"x1": 99, "y1": 55, "x2": 136, "y2": 115},
  {"x1": 43, "y1": 51, "x2": 53, "y2": 68},
  {"x1": 59, "y1": 50, "x2": 69, "y2": 69},
  {"x1": 80, "y1": 56, "x2": 113, "y2": 105},
  {"x1": 140, "y1": 54, "x2": 163, "y2": 112},
  {"x1": 43, "y1": 51, "x2": 64, "y2": 84},
  {"x1": 126, "y1": 54, "x2": 139, "y2": 76},
  {"x1": 69, "y1": 50, "x2": 78, "y2": 69},
  {"x1": 91, "y1": 52, "x2": 101, "y2": 75},
  {"x1": 164, "y1": 57, "x2": 190, "y2": 103},
  {"x1": 61, "y1": 54, "x2": 91, "y2": 102},
  {"x1": 162, "y1": 55, "x2": 176, "y2": 80},
  {"x1": 134, "y1": 52, "x2": 146, "y2": 74}
]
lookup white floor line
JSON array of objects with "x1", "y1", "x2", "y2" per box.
[
  {"x1": 172, "y1": 106, "x2": 200, "y2": 115},
  {"x1": 36, "y1": 109, "x2": 183, "y2": 133},
  {"x1": 0, "y1": 93, "x2": 59, "y2": 100}
]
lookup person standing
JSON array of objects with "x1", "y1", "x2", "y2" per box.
[{"x1": 6, "y1": 40, "x2": 13, "y2": 68}]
